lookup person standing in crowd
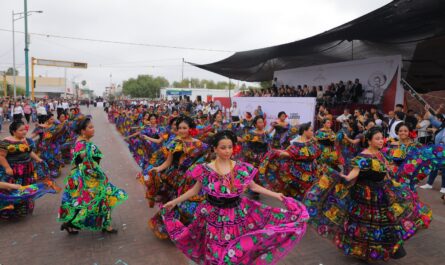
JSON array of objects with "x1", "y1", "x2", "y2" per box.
[
  {"x1": 389, "y1": 111, "x2": 404, "y2": 139},
  {"x1": 56, "y1": 100, "x2": 64, "y2": 117},
  {"x1": 36, "y1": 102, "x2": 48, "y2": 124},
  {"x1": 229, "y1": 101, "x2": 240, "y2": 124},
  {"x1": 351, "y1": 78, "x2": 363, "y2": 103},
  {"x1": 48, "y1": 100, "x2": 55, "y2": 113},
  {"x1": 11, "y1": 101, "x2": 24, "y2": 122},
  {"x1": 23, "y1": 101, "x2": 32, "y2": 124},
  {"x1": 62, "y1": 99, "x2": 70, "y2": 114},
  {"x1": 420, "y1": 105, "x2": 445, "y2": 196},
  {"x1": 161, "y1": 130, "x2": 308, "y2": 265},
  {"x1": 58, "y1": 117, "x2": 128, "y2": 234},
  {"x1": 405, "y1": 109, "x2": 417, "y2": 129},
  {"x1": 416, "y1": 112, "x2": 432, "y2": 144},
  {"x1": 336, "y1": 108, "x2": 351, "y2": 124}
]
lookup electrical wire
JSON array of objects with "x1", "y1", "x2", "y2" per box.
[{"x1": 0, "y1": 28, "x2": 235, "y2": 53}]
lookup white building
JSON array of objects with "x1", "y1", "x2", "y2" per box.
[
  {"x1": 160, "y1": 88, "x2": 232, "y2": 101},
  {"x1": 6, "y1": 75, "x2": 71, "y2": 98}
]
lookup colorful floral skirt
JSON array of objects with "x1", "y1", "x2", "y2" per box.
[
  {"x1": 318, "y1": 145, "x2": 344, "y2": 170},
  {"x1": 58, "y1": 168, "x2": 128, "y2": 231},
  {"x1": 258, "y1": 150, "x2": 318, "y2": 200},
  {"x1": 303, "y1": 167, "x2": 432, "y2": 261},
  {"x1": 0, "y1": 160, "x2": 36, "y2": 218},
  {"x1": 394, "y1": 144, "x2": 445, "y2": 190},
  {"x1": 0, "y1": 183, "x2": 56, "y2": 217},
  {"x1": 33, "y1": 161, "x2": 62, "y2": 193},
  {"x1": 143, "y1": 168, "x2": 205, "y2": 240},
  {"x1": 161, "y1": 196, "x2": 308, "y2": 265},
  {"x1": 40, "y1": 143, "x2": 63, "y2": 178}
]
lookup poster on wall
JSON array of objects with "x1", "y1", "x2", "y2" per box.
[
  {"x1": 232, "y1": 97, "x2": 316, "y2": 129},
  {"x1": 273, "y1": 55, "x2": 402, "y2": 112}
]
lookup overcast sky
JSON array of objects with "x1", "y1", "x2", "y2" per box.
[{"x1": 0, "y1": 0, "x2": 391, "y2": 95}]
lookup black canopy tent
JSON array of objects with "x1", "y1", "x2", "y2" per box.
[{"x1": 190, "y1": 0, "x2": 445, "y2": 93}]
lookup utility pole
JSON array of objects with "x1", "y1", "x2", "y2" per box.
[
  {"x1": 13, "y1": 10, "x2": 42, "y2": 99},
  {"x1": 64, "y1": 68, "x2": 67, "y2": 98},
  {"x1": 12, "y1": 10, "x2": 17, "y2": 98},
  {"x1": 2, "y1": 72, "x2": 7, "y2": 97},
  {"x1": 24, "y1": 0, "x2": 30, "y2": 98},
  {"x1": 181, "y1": 58, "x2": 184, "y2": 84}
]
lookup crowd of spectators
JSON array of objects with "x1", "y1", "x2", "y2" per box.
[
  {"x1": 0, "y1": 97, "x2": 83, "y2": 133},
  {"x1": 317, "y1": 103, "x2": 445, "y2": 145},
  {"x1": 238, "y1": 77, "x2": 364, "y2": 106}
]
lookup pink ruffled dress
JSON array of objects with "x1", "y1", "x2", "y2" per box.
[{"x1": 161, "y1": 161, "x2": 308, "y2": 265}]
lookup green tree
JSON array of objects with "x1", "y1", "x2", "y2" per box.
[
  {"x1": 122, "y1": 75, "x2": 169, "y2": 98},
  {"x1": 172, "y1": 78, "x2": 234, "y2": 90},
  {"x1": 5, "y1": 67, "x2": 19, "y2": 76},
  {"x1": 260, "y1": 81, "x2": 272, "y2": 89}
]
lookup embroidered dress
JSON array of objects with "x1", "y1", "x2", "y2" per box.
[
  {"x1": 337, "y1": 131, "x2": 364, "y2": 174},
  {"x1": 303, "y1": 153, "x2": 432, "y2": 261},
  {"x1": 144, "y1": 138, "x2": 209, "y2": 239},
  {"x1": 258, "y1": 140, "x2": 321, "y2": 200},
  {"x1": 35, "y1": 124, "x2": 67, "y2": 178},
  {"x1": 58, "y1": 140, "x2": 128, "y2": 231},
  {"x1": 315, "y1": 129, "x2": 344, "y2": 170},
  {"x1": 0, "y1": 183, "x2": 55, "y2": 212},
  {"x1": 0, "y1": 138, "x2": 39, "y2": 218},
  {"x1": 395, "y1": 144, "x2": 445, "y2": 190},
  {"x1": 270, "y1": 122, "x2": 291, "y2": 149},
  {"x1": 161, "y1": 162, "x2": 309, "y2": 265},
  {"x1": 382, "y1": 141, "x2": 423, "y2": 189},
  {"x1": 128, "y1": 125, "x2": 164, "y2": 169},
  {"x1": 240, "y1": 130, "x2": 271, "y2": 168}
]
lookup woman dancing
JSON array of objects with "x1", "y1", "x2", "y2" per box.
[
  {"x1": 58, "y1": 117, "x2": 128, "y2": 234},
  {"x1": 161, "y1": 130, "x2": 309, "y2": 265}
]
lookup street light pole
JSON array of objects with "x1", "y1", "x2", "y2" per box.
[
  {"x1": 13, "y1": 10, "x2": 42, "y2": 99},
  {"x1": 24, "y1": 0, "x2": 30, "y2": 98},
  {"x1": 12, "y1": 10, "x2": 17, "y2": 99}
]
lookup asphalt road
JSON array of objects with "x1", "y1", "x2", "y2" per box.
[{"x1": 1, "y1": 106, "x2": 444, "y2": 265}]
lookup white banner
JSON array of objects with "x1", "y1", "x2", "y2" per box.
[
  {"x1": 232, "y1": 97, "x2": 316, "y2": 129},
  {"x1": 274, "y1": 55, "x2": 403, "y2": 107}
]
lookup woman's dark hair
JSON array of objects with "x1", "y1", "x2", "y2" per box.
[
  {"x1": 9, "y1": 121, "x2": 25, "y2": 136},
  {"x1": 374, "y1": 112, "x2": 384, "y2": 120},
  {"x1": 245, "y1": 112, "x2": 252, "y2": 118},
  {"x1": 176, "y1": 115, "x2": 196, "y2": 129},
  {"x1": 395, "y1": 122, "x2": 411, "y2": 133},
  {"x1": 365, "y1": 127, "x2": 383, "y2": 142},
  {"x1": 211, "y1": 130, "x2": 237, "y2": 148},
  {"x1": 148, "y1": 113, "x2": 158, "y2": 120},
  {"x1": 169, "y1": 117, "x2": 178, "y2": 127},
  {"x1": 57, "y1": 113, "x2": 66, "y2": 120},
  {"x1": 43, "y1": 113, "x2": 54, "y2": 123},
  {"x1": 212, "y1": 110, "x2": 222, "y2": 121},
  {"x1": 298, "y1": 122, "x2": 312, "y2": 135},
  {"x1": 321, "y1": 118, "x2": 331, "y2": 126},
  {"x1": 278, "y1": 111, "x2": 286, "y2": 118},
  {"x1": 75, "y1": 117, "x2": 92, "y2": 134},
  {"x1": 252, "y1": 115, "x2": 264, "y2": 127}
]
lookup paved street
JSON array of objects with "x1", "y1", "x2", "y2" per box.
[{"x1": 1, "y1": 107, "x2": 445, "y2": 265}]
